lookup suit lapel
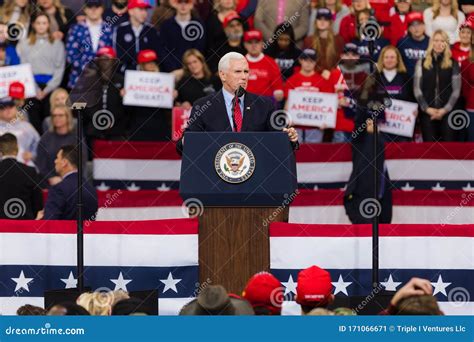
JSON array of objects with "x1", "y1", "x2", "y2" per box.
[
  {"x1": 241, "y1": 93, "x2": 253, "y2": 131},
  {"x1": 215, "y1": 89, "x2": 233, "y2": 132}
]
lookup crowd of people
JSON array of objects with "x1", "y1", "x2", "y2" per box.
[
  {"x1": 15, "y1": 265, "x2": 443, "y2": 316},
  {"x1": 0, "y1": 0, "x2": 473, "y2": 217},
  {"x1": 0, "y1": 0, "x2": 472, "y2": 154}
]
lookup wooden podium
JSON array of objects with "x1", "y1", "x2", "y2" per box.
[
  {"x1": 180, "y1": 132, "x2": 297, "y2": 295},
  {"x1": 198, "y1": 207, "x2": 289, "y2": 294}
]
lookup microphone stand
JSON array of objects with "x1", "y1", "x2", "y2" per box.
[
  {"x1": 71, "y1": 102, "x2": 87, "y2": 293},
  {"x1": 368, "y1": 39, "x2": 379, "y2": 291}
]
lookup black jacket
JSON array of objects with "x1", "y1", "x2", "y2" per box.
[
  {"x1": 176, "y1": 89, "x2": 296, "y2": 154},
  {"x1": 113, "y1": 21, "x2": 160, "y2": 72},
  {"x1": 43, "y1": 172, "x2": 98, "y2": 221},
  {"x1": 0, "y1": 158, "x2": 43, "y2": 219}
]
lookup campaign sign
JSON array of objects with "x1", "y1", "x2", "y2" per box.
[
  {"x1": 0, "y1": 64, "x2": 36, "y2": 98},
  {"x1": 287, "y1": 90, "x2": 338, "y2": 128},
  {"x1": 123, "y1": 70, "x2": 174, "y2": 108},
  {"x1": 379, "y1": 99, "x2": 418, "y2": 138},
  {"x1": 172, "y1": 107, "x2": 191, "y2": 141}
]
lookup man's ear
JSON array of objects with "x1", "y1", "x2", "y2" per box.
[{"x1": 219, "y1": 70, "x2": 226, "y2": 83}]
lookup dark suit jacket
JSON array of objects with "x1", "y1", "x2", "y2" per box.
[
  {"x1": 176, "y1": 89, "x2": 295, "y2": 154},
  {"x1": 0, "y1": 158, "x2": 43, "y2": 219},
  {"x1": 44, "y1": 172, "x2": 98, "y2": 221}
]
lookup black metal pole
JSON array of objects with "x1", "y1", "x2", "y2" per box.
[
  {"x1": 72, "y1": 103, "x2": 87, "y2": 293},
  {"x1": 368, "y1": 40, "x2": 379, "y2": 290}
]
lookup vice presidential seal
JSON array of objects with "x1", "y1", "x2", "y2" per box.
[{"x1": 215, "y1": 143, "x2": 256, "y2": 184}]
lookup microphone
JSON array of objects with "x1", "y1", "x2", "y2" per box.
[{"x1": 231, "y1": 86, "x2": 246, "y2": 132}]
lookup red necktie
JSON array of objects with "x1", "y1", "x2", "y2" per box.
[{"x1": 233, "y1": 97, "x2": 243, "y2": 132}]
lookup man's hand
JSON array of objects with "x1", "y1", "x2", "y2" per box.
[
  {"x1": 36, "y1": 210, "x2": 44, "y2": 220},
  {"x1": 283, "y1": 127, "x2": 298, "y2": 142},
  {"x1": 390, "y1": 277, "x2": 433, "y2": 307},
  {"x1": 273, "y1": 90, "x2": 284, "y2": 102},
  {"x1": 48, "y1": 176, "x2": 62, "y2": 186}
]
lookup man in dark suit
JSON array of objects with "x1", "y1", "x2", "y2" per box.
[
  {"x1": 0, "y1": 133, "x2": 43, "y2": 219},
  {"x1": 176, "y1": 52, "x2": 298, "y2": 154},
  {"x1": 43, "y1": 145, "x2": 98, "y2": 220}
]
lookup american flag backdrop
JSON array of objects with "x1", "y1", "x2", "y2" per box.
[
  {"x1": 270, "y1": 223, "x2": 474, "y2": 316},
  {"x1": 0, "y1": 219, "x2": 198, "y2": 316}
]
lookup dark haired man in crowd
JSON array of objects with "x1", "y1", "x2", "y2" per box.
[
  {"x1": 42, "y1": 145, "x2": 97, "y2": 220},
  {"x1": 0, "y1": 133, "x2": 43, "y2": 220}
]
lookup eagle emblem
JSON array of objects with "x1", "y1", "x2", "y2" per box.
[{"x1": 215, "y1": 143, "x2": 256, "y2": 184}]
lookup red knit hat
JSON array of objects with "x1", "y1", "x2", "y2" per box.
[
  {"x1": 296, "y1": 266, "x2": 332, "y2": 307},
  {"x1": 137, "y1": 49, "x2": 158, "y2": 64},
  {"x1": 96, "y1": 46, "x2": 117, "y2": 58},
  {"x1": 9, "y1": 81, "x2": 25, "y2": 100},
  {"x1": 242, "y1": 272, "x2": 284, "y2": 315},
  {"x1": 244, "y1": 30, "x2": 263, "y2": 42}
]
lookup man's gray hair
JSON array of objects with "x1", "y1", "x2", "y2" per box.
[{"x1": 218, "y1": 52, "x2": 246, "y2": 72}]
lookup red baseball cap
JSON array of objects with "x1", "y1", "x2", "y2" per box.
[
  {"x1": 128, "y1": 0, "x2": 151, "y2": 10},
  {"x1": 460, "y1": 20, "x2": 474, "y2": 30},
  {"x1": 137, "y1": 49, "x2": 158, "y2": 64},
  {"x1": 223, "y1": 12, "x2": 242, "y2": 28},
  {"x1": 9, "y1": 81, "x2": 25, "y2": 100},
  {"x1": 242, "y1": 272, "x2": 283, "y2": 315},
  {"x1": 96, "y1": 46, "x2": 117, "y2": 58},
  {"x1": 296, "y1": 266, "x2": 332, "y2": 307},
  {"x1": 244, "y1": 30, "x2": 263, "y2": 42},
  {"x1": 406, "y1": 12, "x2": 424, "y2": 26}
]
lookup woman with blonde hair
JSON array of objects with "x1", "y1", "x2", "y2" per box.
[
  {"x1": 35, "y1": 104, "x2": 84, "y2": 187},
  {"x1": 308, "y1": 0, "x2": 350, "y2": 35},
  {"x1": 305, "y1": 8, "x2": 345, "y2": 75},
  {"x1": 16, "y1": 11, "x2": 65, "y2": 133},
  {"x1": 423, "y1": 0, "x2": 465, "y2": 44},
  {"x1": 176, "y1": 49, "x2": 220, "y2": 109},
  {"x1": 414, "y1": 29, "x2": 461, "y2": 141},
  {"x1": 0, "y1": 0, "x2": 31, "y2": 39},
  {"x1": 36, "y1": 0, "x2": 75, "y2": 41},
  {"x1": 377, "y1": 45, "x2": 415, "y2": 141}
]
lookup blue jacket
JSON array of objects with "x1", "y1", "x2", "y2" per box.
[
  {"x1": 397, "y1": 35, "x2": 429, "y2": 77},
  {"x1": 113, "y1": 21, "x2": 160, "y2": 73},
  {"x1": 5, "y1": 45, "x2": 20, "y2": 65},
  {"x1": 44, "y1": 172, "x2": 98, "y2": 220},
  {"x1": 158, "y1": 16, "x2": 206, "y2": 72},
  {"x1": 66, "y1": 21, "x2": 114, "y2": 88}
]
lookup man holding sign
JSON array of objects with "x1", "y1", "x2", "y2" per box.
[
  {"x1": 176, "y1": 52, "x2": 298, "y2": 154},
  {"x1": 285, "y1": 49, "x2": 344, "y2": 143}
]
